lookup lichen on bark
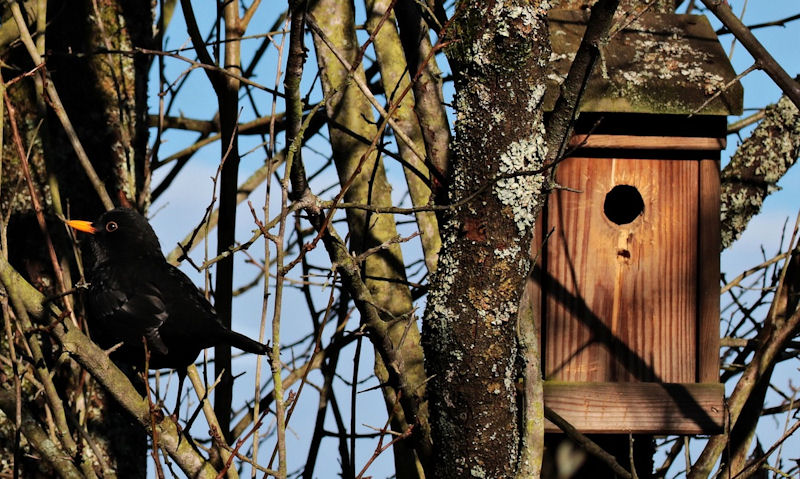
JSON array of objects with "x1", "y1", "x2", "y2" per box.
[
  {"x1": 422, "y1": 1, "x2": 551, "y2": 477},
  {"x1": 721, "y1": 95, "x2": 800, "y2": 249}
]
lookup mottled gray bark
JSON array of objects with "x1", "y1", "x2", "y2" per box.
[
  {"x1": 423, "y1": 2, "x2": 551, "y2": 477},
  {"x1": 721, "y1": 95, "x2": 800, "y2": 249}
]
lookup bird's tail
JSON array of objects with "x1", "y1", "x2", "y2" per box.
[{"x1": 224, "y1": 330, "x2": 270, "y2": 356}]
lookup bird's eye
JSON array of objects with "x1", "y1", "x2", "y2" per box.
[{"x1": 105, "y1": 221, "x2": 118, "y2": 233}]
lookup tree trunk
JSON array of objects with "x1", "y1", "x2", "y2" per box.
[
  {"x1": 1, "y1": 0, "x2": 152, "y2": 476},
  {"x1": 423, "y1": 2, "x2": 551, "y2": 476},
  {"x1": 310, "y1": 0, "x2": 431, "y2": 476}
]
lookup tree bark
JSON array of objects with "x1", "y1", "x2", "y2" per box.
[
  {"x1": 393, "y1": 0, "x2": 452, "y2": 211},
  {"x1": 366, "y1": 0, "x2": 441, "y2": 275},
  {"x1": 721, "y1": 94, "x2": 800, "y2": 249},
  {"x1": 1, "y1": 0, "x2": 152, "y2": 476},
  {"x1": 309, "y1": 0, "x2": 431, "y2": 475},
  {"x1": 423, "y1": 2, "x2": 551, "y2": 476}
]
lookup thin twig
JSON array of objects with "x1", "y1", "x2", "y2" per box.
[
  {"x1": 701, "y1": 0, "x2": 800, "y2": 109},
  {"x1": 354, "y1": 232, "x2": 420, "y2": 264},
  {"x1": 143, "y1": 342, "x2": 167, "y2": 479},
  {"x1": 305, "y1": 13, "x2": 427, "y2": 165},
  {"x1": 716, "y1": 12, "x2": 800, "y2": 35},
  {"x1": 186, "y1": 366, "x2": 238, "y2": 479},
  {"x1": 355, "y1": 425, "x2": 414, "y2": 479},
  {"x1": 722, "y1": 252, "x2": 790, "y2": 294},
  {"x1": 2, "y1": 79, "x2": 80, "y2": 329},
  {"x1": 690, "y1": 62, "x2": 758, "y2": 117},
  {"x1": 731, "y1": 419, "x2": 800, "y2": 479},
  {"x1": 727, "y1": 109, "x2": 765, "y2": 134}
]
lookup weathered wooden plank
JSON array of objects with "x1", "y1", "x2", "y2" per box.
[
  {"x1": 569, "y1": 134, "x2": 726, "y2": 151},
  {"x1": 697, "y1": 158, "x2": 721, "y2": 383},
  {"x1": 544, "y1": 382, "x2": 724, "y2": 434},
  {"x1": 543, "y1": 157, "x2": 697, "y2": 383}
]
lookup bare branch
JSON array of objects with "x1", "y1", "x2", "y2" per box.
[
  {"x1": 721, "y1": 94, "x2": 800, "y2": 249},
  {"x1": 701, "y1": 0, "x2": 800, "y2": 109},
  {"x1": 545, "y1": 0, "x2": 620, "y2": 164},
  {"x1": 716, "y1": 12, "x2": 800, "y2": 35},
  {"x1": 0, "y1": 390, "x2": 84, "y2": 479}
]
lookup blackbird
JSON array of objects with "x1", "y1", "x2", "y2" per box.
[{"x1": 67, "y1": 207, "x2": 269, "y2": 380}]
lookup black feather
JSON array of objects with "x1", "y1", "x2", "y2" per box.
[{"x1": 72, "y1": 207, "x2": 269, "y2": 371}]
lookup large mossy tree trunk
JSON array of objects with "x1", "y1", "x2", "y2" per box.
[
  {"x1": 422, "y1": 2, "x2": 551, "y2": 477},
  {"x1": 1, "y1": 1, "x2": 152, "y2": 476}
]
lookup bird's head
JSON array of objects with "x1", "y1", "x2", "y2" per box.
[{"x1": 67, "y1": 208, "x2": 163, "y2": 264}]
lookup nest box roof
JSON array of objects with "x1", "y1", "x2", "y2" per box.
[{"x1": 545, "y1": 10, "x2": 744, "y2": 116}]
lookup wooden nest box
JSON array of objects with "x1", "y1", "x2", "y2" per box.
[{"x1": 531, "y1": 10, "x2": 743, "y2": 434}]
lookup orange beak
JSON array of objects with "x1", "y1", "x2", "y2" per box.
[{"x1": 66, "y1": 220, "x2": 98, "y2": 234}]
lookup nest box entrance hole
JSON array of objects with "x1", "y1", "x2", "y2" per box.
[{"x1": 603, "y1": 184, "x2": 644, "y2": 225}]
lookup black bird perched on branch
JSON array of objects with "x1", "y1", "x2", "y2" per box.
[{"x1": 67, "y1": 207, "x2": 269, "y2": 403}]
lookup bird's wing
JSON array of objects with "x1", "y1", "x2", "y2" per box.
[
  {"x1": 90, "y1": 278, "x2": 170, "y2": 355},
  {"x1": 161, "y1": 264, "x2": 267, "y2": 354}
]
